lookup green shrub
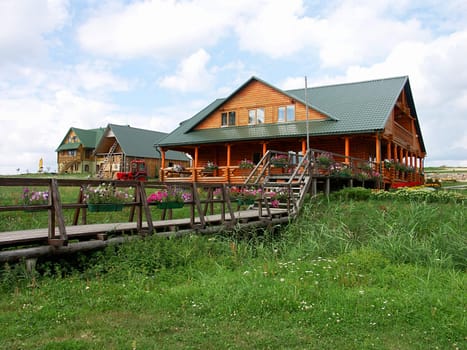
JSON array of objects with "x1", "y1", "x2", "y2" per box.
[{"x1": 329, "y1": 187, "x2": 372, "y2": 201}]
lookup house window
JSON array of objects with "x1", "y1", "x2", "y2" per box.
[
  {"x1": 278, "y1": 105, "x2": 295, "y2": 122},
  {"x1": 221, "y1": 111, "x2": 236, "y2": 126},
  {"x1": 67, "y1": 150, "x2": 76, "y2": 156},
  {"x1": 248, "y1": 108, "x2": 265, "y2": 124}
]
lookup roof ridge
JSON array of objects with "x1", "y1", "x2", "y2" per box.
[{"x1": 286, "y1": 75, "x2": 408, "y2": 92}]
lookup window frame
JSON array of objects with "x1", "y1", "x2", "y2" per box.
[
  {"x1": 277, "y1": 104, "x2": 295, "y2": 123},
  {"x1": 248, "y1": 107, "x2": 265, "y2": 125},
  {"x1": 221, "y1": 111, "x2": 236, "y2": 127}
]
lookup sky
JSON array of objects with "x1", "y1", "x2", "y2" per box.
[{"x1": 0, "y1": 0, "x2": 466, "y2": 174}]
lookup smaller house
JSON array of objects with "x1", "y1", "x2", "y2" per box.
[
  {"x1": 56, "y1": 124, "x2": 190, "y2": 178},
  {"x1": 56, "y1": 127, "x2": 104, "y2": 174},
  {"x1": 93, "y1": 124, "x2": 190, "y2": 179}
]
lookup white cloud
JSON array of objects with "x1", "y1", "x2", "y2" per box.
[
  {"x1": 0, "y1": 0, "x2": 69, "y2": 65},
  {"x1": 77, "y1": 0, "x2": 240, "y2": 59},
  {"x1": 158, "y1": 49, "x2": 214, "y2": 92},
  {"x1": 235, "y1": 0, "x2": 316, "y2": 58}
]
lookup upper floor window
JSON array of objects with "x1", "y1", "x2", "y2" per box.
[
  {"x1": 248, "y1": 108, "x2": 265, "y2": 124},
  {"x1": 278, "y1": 105, "x2": 295, "y2": 122},
  {"x1": 221, "y1": 111, "x2": 236, "y2": 127}
]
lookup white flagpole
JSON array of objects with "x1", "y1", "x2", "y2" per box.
[{"x1": 305, "y1": 76, "x2": 310, "y2": 152}]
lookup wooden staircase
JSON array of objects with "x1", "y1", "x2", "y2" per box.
[
  {"x1": 244, "y1": 150, "x2": 313, "y2": 218},
  {"x1": 97, "y1": 141, "x2": 118, "y2": 179}
]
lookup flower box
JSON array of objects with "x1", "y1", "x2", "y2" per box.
[
  {"x1": 237, "y1": 199, "x2": 255, "y2": 206},
  {"x1": 88, "y1": 203, "x2": 124, "y2": 212},
  {"x1": 156, "y1": 202, "x2": 184, "y2": 209}
]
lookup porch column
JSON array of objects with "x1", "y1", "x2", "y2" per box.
[
  {"x1": 226, "y1": 144, "x2": 231, "y2": 182},
  {"x1": 262, "y1": 142, "x2": 267, "y2": 156},
  {"x1": 226, "y1": 144, "x2": 231, "y2": 167},
  {"x1": 375, "y1": 135, "x2": 381, "y2": 164},
  {"x1": 160, "y1": 148, "x2": 166, "y2": 181},
  {"x1": 193, "y1": 146, "x2": 199, "y2": 181},
  {"x1": 387, "y1": 141, "x2": 392, "y2": 160},
  {"x1": 344, "y1": 137, "x2": 350, "y2": 164},
  {"x1": 394, "y1": 144, "x2": 398, "y2": 162},
  {"x1": 399, "y1": 147, "x2": 404, "y2": 165},
  {"x1": 301, "y1": 139, "x2": 306, "y2": 155},
  {"x1": 404, "y1": 149, "x2": 409, "y2": 166}
]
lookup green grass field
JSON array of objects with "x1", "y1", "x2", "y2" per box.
[{"x1": 0, "y1": 186, "x2": 465, "y2": 349}]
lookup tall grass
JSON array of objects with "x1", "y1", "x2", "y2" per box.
[{"x1": 0, "y1": 187, "x2": 465, "y2": 349}]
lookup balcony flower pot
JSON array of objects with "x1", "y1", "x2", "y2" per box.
[{"x1": 88, "y1": 203, "x2": 124, "y2": 212}]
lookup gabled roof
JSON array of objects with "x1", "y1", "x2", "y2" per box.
[
  {"x1": 55, "y1": 127, "x2": 104, "y2": 151},
  {"x1": 99, "y1": 124, "x2": 189, "y2": 161},
  {"x1": 158, "y1": 76, "x2": 425, "y2": 153}
]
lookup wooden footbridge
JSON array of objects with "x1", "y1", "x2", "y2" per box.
[
  {"x1": 0, "y1": 153, "x2": 312, "y2": 262},
  {"x1": 0, "y1": 149, "x2": 395, "y2": 263}
]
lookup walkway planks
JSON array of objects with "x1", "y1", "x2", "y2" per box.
[{"x1": 0, "y1": 208, "x2": 289, "y2": 262}]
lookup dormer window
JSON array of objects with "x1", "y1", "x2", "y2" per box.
[
  {"x1": 278, "y1": 105, "x2": 295, "y2": 122},
  {"x1": 221, "y1": 111, "x2": 236, "y2": 127},
  {"x1": 248, "y1": 108, "x2": 265, "y2": 124}
]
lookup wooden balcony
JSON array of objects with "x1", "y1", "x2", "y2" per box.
[{"x1": 394, "y1": 122, "x2": 413, "y2": 146}]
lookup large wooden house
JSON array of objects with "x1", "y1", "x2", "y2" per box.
[
  {"x1": 157, "y1": 76, "x2": 426, "y2": 187},
  {"x1": 56, "y1": 124, "x2": 190, "y2": 178}
]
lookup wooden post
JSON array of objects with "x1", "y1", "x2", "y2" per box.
[
  {"x1": 226, "y1": 144, "x2": 231, "y2": 167},
  {"x1": 194, "y1": 147, "x2": 199, "y2": 181},
  {"x1": 375, "y1": 135, "x2": 381, "y2": 175},
  {"x1": 262, "y1": 142, "x2": 267, "y2": 156},
  {"x1": 344, "y1": 137, "x2": 350, "y2": 164},
  {"x1": 226, "y1": 144, "x2": 231, "y2": 183},
  {"x1": 387, "y1": 140, "x2": 392, "y2": 160},
  {"x1": 50, "y1": 178, "x2": 67, "y2": 246},
  {"x1": 138, "y1": 182, "x2": 153, "y2": 234},
  {"x1": 301, "y1": 139, "x2": 306, "y2": 156},
  {"x1": 160, "y1": 148, "x2": 166, "y2": 181}
]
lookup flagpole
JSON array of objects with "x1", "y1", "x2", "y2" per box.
[{"x1": 305, "y1": 76, "x2": 309, "y2": 152}]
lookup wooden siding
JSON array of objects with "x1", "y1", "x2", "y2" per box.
[
  {"x1": 383, "y1": 92, "x2": 424, "y2": 156},
  {"x1": 195, "y1": 80, "x2": 327, "y2": 130}
]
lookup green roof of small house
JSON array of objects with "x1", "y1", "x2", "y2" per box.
[
  {"x1": 56, "y1": 127, "x2": 104, "y2": 151},
  {"x1": 98, "y1": 124, "x2": 189, "y2": 161},
  {"x1": 158, "y1": 76, "x2": 426, "y2": 153}
]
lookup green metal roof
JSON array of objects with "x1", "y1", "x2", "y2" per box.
[
  {"x1": 56, "y1": 127, "x2": 104, "y2": 151},
  {"x1": 104, "y1": 124, "x2": 189, "y2": 161},
  {"x1": 158, "y1": 76, "x2": 426, "y2": 153}
]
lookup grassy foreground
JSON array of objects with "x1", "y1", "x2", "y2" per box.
[{"x1": 0, "y1": 188, "x2": 465, "y2": 349}]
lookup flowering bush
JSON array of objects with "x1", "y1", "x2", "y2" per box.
[
  {"x1": 239, "y1": 159, "x2": 254, "y2": 169},
  {"x1": 316, "y1": 152, "x2": 334, "y2": 168},
  {"x1": 83, "y1": 183, "x2": 134, "y2": 204},
  {"x1": 270, "y1": 154, "x2": 288, "y2": 168},
  {"x1": 383, "y1": 159, "x2": 394, "y2": 169},
  {"x1": 147, "y1": 186, "x2": 192, "y2": 204},
  {"x1": 229, "y1": 186, "x2": 262, "y2": 202},
  {"x1": 264, "y1": 189, "x2": 288, "y2": 208},
  {"x1": 204, "y1": 161, "x2": 218, "y2": 171},
  {"x1": 22, "y1": 188, "x2": 49, "y2": 205}
]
